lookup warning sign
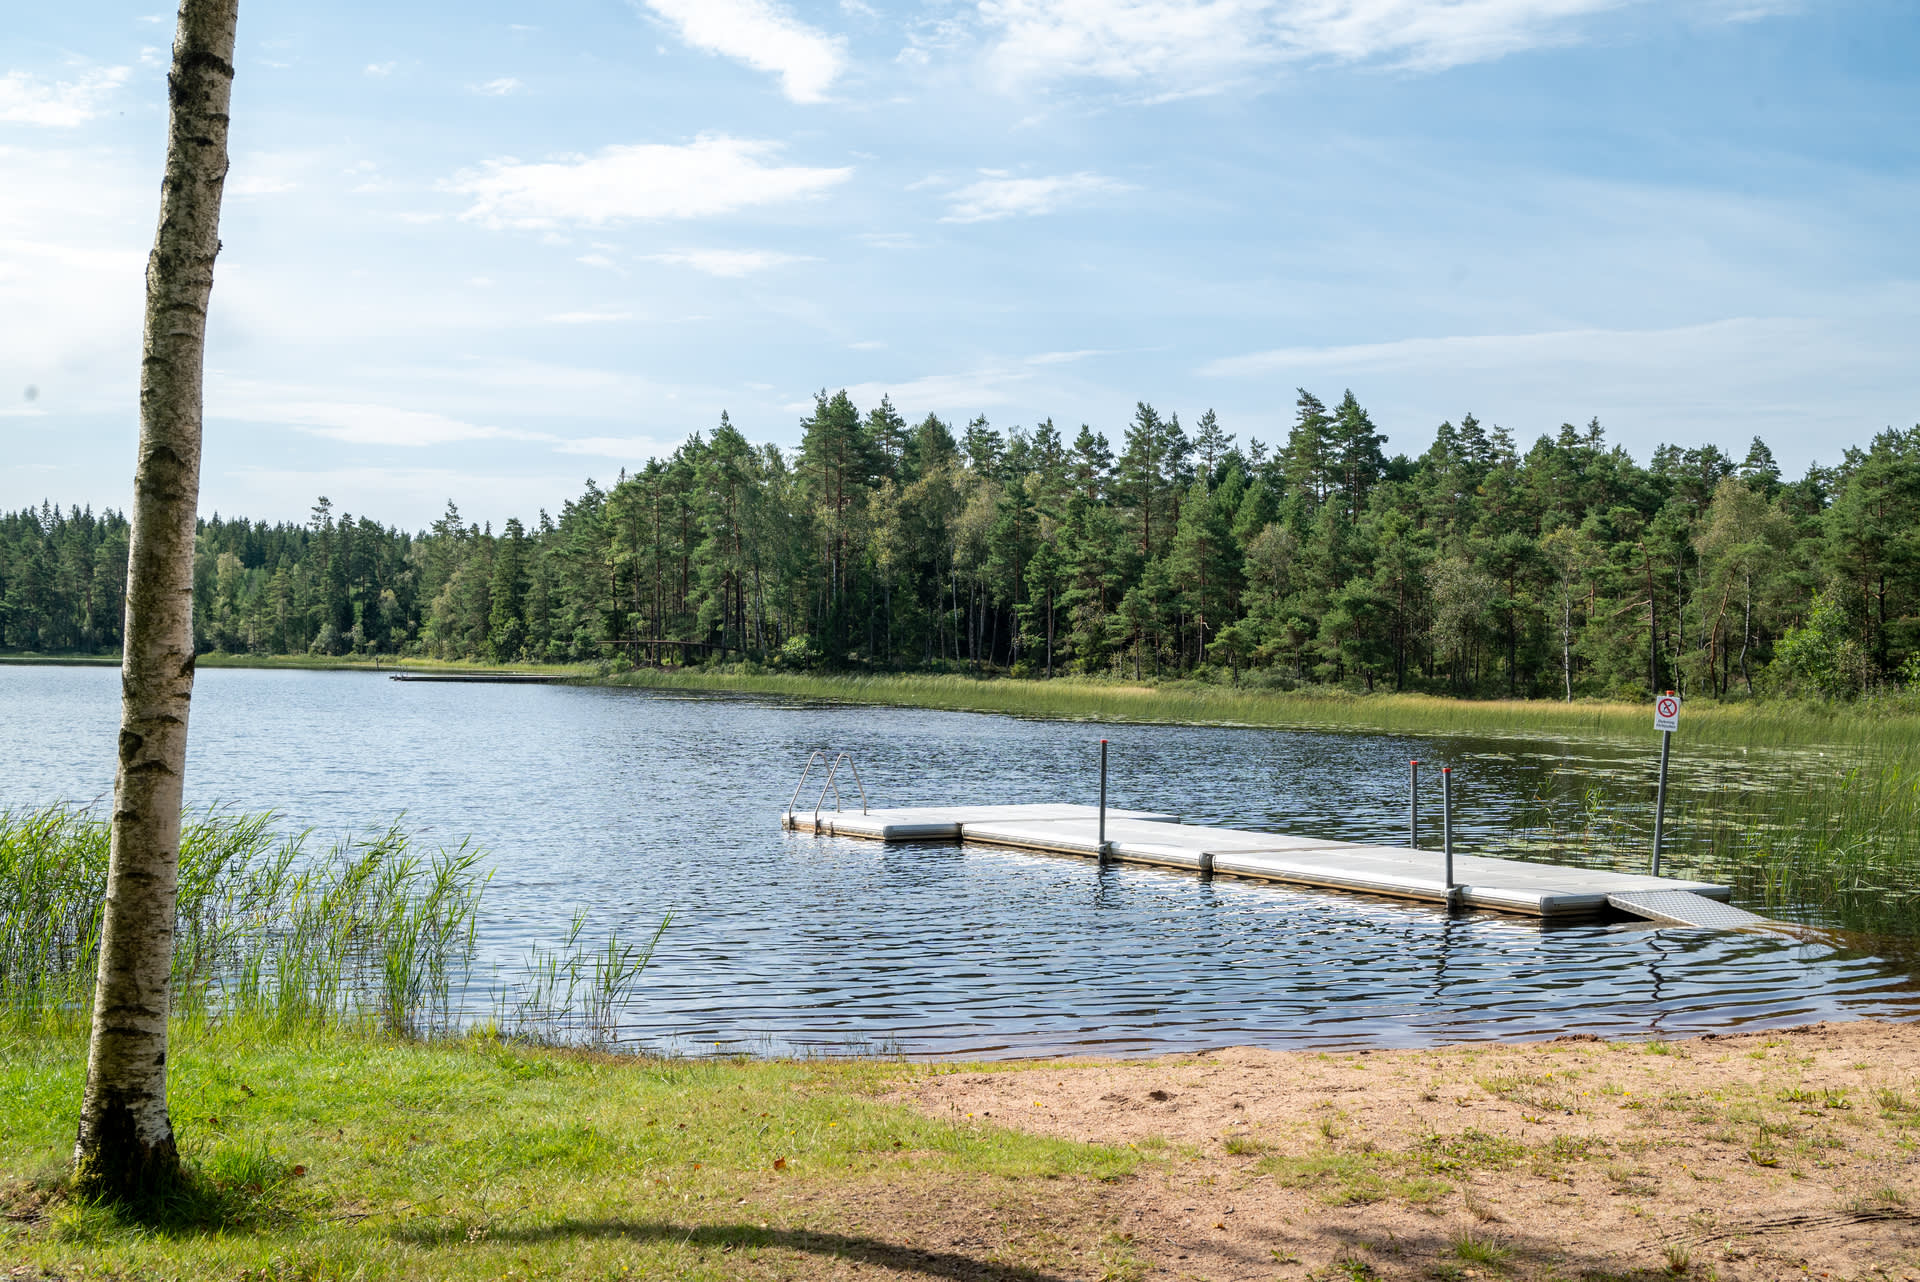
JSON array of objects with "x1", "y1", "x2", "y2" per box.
[{"x1": 1654, "y1": 693, "x2": 1680, "y2": 733}]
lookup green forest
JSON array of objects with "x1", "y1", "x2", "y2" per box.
[{"x1": 6, "y1": 389, "x2": 1919, "y2": 701}]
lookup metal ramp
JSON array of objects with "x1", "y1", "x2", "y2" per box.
[{"x1": 1607, "y1": 890, "x2": 1779, "y2": 932}]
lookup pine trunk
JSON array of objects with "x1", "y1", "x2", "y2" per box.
[{"x1": 73, "y1": 0, "x2": 237, "y2": 1201}]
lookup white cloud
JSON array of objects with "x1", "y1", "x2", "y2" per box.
[
  {"x1": 1026, "y1": 348, "x2": 1110, "y2": 364},
  {"x1": 940, "y1": 171, "x2": 1130, "y2": 222},
  {"x1": 576, "y1": 253, "x2": 619, "y2": 269},
  {"x1": 856, "y1": 231, "x2": 921, "y2": 250},
  {"x1": 643, "y1": 248, "x2": 811, "y2": 277},
  {"x1": 451, "y1": 136, "x2": 852, "y2": 229},
  {"x1": 974, "y1": 0, "x2": 1762, "y2": 87},
  {"x1": 0, "y1": 67, "x2": 131, "y2": 127},
  {"x1": 789, "y1": 366, "x2": 1035, "y2": 416},
  {"x1": 364, "y1": 61, "x2": 397, "y2": 77},
  {"x1": 552, "y1": 435, "x2": 675, "y2": 458},
  {"x1": 849, "y1": 339, "x2": 886, "y2": 350},
  {"x1": 543, "y1": 310, "x2": 634, "y2": 324},
  {"x1": 473, "y1": 76, "x2": 522, "y2": 95},
  {"x1": 1199, "y1": 318, "x2": 1803, "y2": 377},
  {"x1": 642, "y1": 0, "x2": 847, "y2": 103},
  {"x1": 217, "y1": 398, "x2": 552, "y2": 447}
]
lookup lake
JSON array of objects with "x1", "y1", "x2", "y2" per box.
[{"x1": 6, "y1": 663, "x2": 1917, "y2": 1056}]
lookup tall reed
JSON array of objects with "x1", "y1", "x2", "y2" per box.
[
  {"x1": 0, "y1": 807, "x2": 661, "y2": 1043},
  {"x1": 602, "y1": 667, "x2": 1920, "y2": 751}
]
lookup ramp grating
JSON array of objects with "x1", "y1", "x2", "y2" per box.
[{"x1": 1607, "y1": 890, "x2": 1777, "y2": 931}]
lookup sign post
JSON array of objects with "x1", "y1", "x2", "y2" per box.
[{"x1": 1651, "y1": 692, "x2": 1679, "y2": 875}]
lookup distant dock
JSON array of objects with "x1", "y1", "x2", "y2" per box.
[
  {"x1": 389, "y1": 673, "x2": 561, "y2": 684},
  {"x1": 785, "y1": 803, "x2": 1766, "y2": 927}
]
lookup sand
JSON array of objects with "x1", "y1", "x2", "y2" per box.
[{"x1": 891, "y1": 1020, "x2": 1920, "y2": 1280}]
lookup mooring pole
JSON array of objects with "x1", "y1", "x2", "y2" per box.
[
  {"x1": 1098, "y1": 738, "x2": 1109, "y2": 861},
  {"x1": 1652, "y1": 728, "x2": 1672, "y2": 877},
  {"x1": 1409, "y1": 759, "x2": 1420, "y2": 849},
  {"x1": 1441, "y1": 766, "x2": 1455, "y2": 905}
]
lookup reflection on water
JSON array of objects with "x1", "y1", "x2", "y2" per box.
[{"x1": 4, "y1": 664, "x2": 1917, "y2": 1057}]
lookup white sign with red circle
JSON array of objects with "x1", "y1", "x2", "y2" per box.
[{"x1": 1654, "y1": 694, "x2": 1680, "y2": 732}]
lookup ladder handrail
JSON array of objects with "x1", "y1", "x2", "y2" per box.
[
  {"x1": 788, "y1": 750, "x2": 870, "y2": 824},
  {"x1": 787, "y1": 751, "x2": 830, "y2": 817},
  {"x1": 812, "y1": 752, "x2": 868, "y2": 823}
]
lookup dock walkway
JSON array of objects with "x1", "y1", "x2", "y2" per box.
[{"x1": 785, "y1": 803, "x2": 1749, "y2": 922}]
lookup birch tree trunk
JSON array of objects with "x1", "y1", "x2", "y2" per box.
[{"x1": 73, "y1": 0, "x2": 237, "y2": 1201}]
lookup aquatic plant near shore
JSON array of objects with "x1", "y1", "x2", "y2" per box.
[{"x1": 0, "y1": 807, "x2": 662, "y2": 1042}]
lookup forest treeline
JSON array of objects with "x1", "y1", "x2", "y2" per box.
[{"x1": 6, "y1": 389, "x2": 1919, "y2": 701}]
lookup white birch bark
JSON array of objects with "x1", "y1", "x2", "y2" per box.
[{"x1": 73, "y1": 0, "x2": 237, "y2": 1199}]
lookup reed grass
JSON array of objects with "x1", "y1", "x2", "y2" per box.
[
  {"x1": 600, "y1": 668, "x2": 1920, "y2": 751},
  {"x1": 0, "y1": 807, "x2": 657, "y2": 1042}
]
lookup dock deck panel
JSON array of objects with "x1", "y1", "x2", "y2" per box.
[{"x1": 785, "y1": 803, "x2": 1735, "y2": 919}]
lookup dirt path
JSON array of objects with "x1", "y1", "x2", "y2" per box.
[{"x1": 891, "y1": 1021, "x2": 1920, "y2": 1280}]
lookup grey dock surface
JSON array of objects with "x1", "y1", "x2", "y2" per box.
[{"x1": 785, "y1": 803, "x2": 1741, "y2": 921}]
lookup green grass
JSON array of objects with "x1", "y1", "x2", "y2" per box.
[{"x1": 1, "y1": 1021, "x2": 1137, "y2": 1280}]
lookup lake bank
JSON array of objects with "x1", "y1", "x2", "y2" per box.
[
  {"x1": 596, "y1": 667, "x2": 1920, "y2": 750},
  {"x1": 13, "y1": 652, "x2": 1919, "y2": 750},
  {"x1": 5, "y1": 1019, "x2": 1914, "y2": 1280}
]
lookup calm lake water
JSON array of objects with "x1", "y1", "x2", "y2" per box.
[{"x1": 6, "y1": 664, "x2": 1918, "y2": 1056}]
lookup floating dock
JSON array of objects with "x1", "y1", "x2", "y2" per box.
[{"x1": 785, "y1": 803, "x2": 1765, "y2": 926}]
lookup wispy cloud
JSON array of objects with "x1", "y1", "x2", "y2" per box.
[
  {"x1": 473, "y1": 76, "x2": 521, "y2": 95},
  {"x1": 791, "y1": 365, "x2": 1037, "y2": 416},
  {"x1": 364, "y1": 61, "x2": 397, "y2": 77},
  {"x1": 0, "y1": 67, "x2": 130, "y2": 127},
  {"x1": 974, "y1": 0, "x2": 1771, "y2": 88},
  {"x1": 1199, "y1": 318, "x2": 1804, "y2": 377},
  {"x1": 856, "y1": 231, "x2": 921, "y2": 250},
  {"x1": 641, "y1": 0, "x2": 847, "y2": 103},
  {"x1": 220, "y1": 399, "x2": 552, "y2": 447},
  {"x1": 543, "y1": 309, "x2": 634, "y2": 324},
  {"x1": 451, "y1": 136, "x2": 852, "y2": 229},
  {"x1": 553, "y1": 434, "x2": 676, "y2": 458},
  {"x1": 643, "y1": 248, "x2": 812, "y2": 277},
  {"x1": 940, "y1": 171, "x2": 1130, "y2": 222},
  {"x1": 1026, "y1": 348, "x2": 1111, "y2": 365}
]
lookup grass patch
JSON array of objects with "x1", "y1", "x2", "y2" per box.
[
  {"x1": 1413, "y1": 1129, "x2": 1530, "y2": 1175},
  {"x1": 1452, "y1": 1227, "x2": 1511, "y2": 1267},
  {"x1": 0, "y1": 1022, "x2": 1137, "y2": 1280},
  {"x1": 1257, "y1": 1150, "x2": 1456, "y2": 1208}
]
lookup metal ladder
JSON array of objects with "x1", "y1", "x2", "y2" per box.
[{"x1": 785, "y1": 751, "x2": 869, "y2": 829}]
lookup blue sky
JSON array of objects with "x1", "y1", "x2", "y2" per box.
[{"x1": 4, "y1": 0, "x2": 1916, "y2": 528}]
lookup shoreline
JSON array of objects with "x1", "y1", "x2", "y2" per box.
[
  {"x1": 11, "y1": 652, "x2": 1920, "y2": 746},
  {"x1": 5, "y1": 1017, "x2": 1915, "y2": 1279}
]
